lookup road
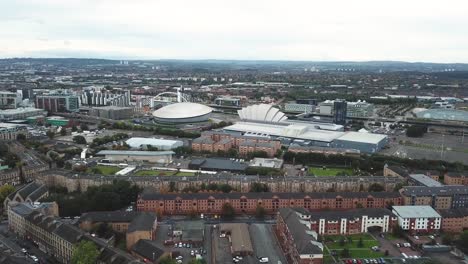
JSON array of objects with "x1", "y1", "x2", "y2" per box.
[
  {"x1": 0, "y1": 222, "x2": 57, "y2": 264},
  {"x1": 249, "y1": 224, "x2": 287, "y2": 264}
]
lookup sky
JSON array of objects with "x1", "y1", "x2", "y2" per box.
[{"x1": 1, "y1": 0, "x2": 468, "y2": 63}]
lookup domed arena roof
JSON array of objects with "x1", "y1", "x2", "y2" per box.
[
  {"x1": 153, "y1": 102, "x2": 212, "y2": 119},
  {"x1": 237, "y1": 104, "x2": 288, "y2": 122}
]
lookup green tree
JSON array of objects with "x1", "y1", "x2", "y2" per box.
[
  {"x1": 0, "y1": 184, "x2": 15, "y2": 206},
  {"x1": 357, "y1": 237, "x2": 364, "y2": 248},
  {"x1": 80, "y1": 123, "x2": 89, "y2": 131},
  {"x1": 406, "y1": 125, "x2": 427, "y2": 137},
  {"x1": 60, "y1": 128, "x2": 67, "y2": 136},
  {"x1": 340, "y1": 248, "x2": 350, "y2": 258},
  {"x1": 255, "y1": 205, "x2": 266, "y2": 219},
  {"x1": 188, "y1": 259, "x2": 207, "y2": 264},
  {"x1": 221, "y1": 203, "x2": 235, "y2": 220},
  {"x1": 169, "y1": 181, "x2": 178, "y2": 192},
  {"x1": 73, "y1": 135, "x2": 87, "y2": 144},
  {"x1": 46, "y1": 130, "x2": 55, "y2": 139},
  {"x1": 71, "y1": 125, "x2": 78, "y2": 132},
  {"x1": 339, "y1": 238, "x2": 345, "y2": 246},
  {"x1": 71, "y1": 240, "x2": 99, "y2": 264},
  {"x1": 442, "y1": 233, "x2": 452, "y2": 245},
  {"x1": 392, "y1": 225, "x2": 405, "y2": 238},
  {"x1": 16, "y1": 134, "x2": 26, "y2": 141},
  {"x1": 368, "y1": 183, "x2": 385, "y2": 192},
  {"x1": 159, "y1": 257, "x2": 177, "y2": 264},
  {"x1": 457, "y1": 230, "x2": 468, "y2": 253},
  {"x1": 250, "y1": 182, "x2": 269, "y2": 192},
  {"x1": 219, "y1": 184, "x2": 233, "y2": 193},
  {"x1": 91, "y1": 167, "x2": 102, "y2": 174}
]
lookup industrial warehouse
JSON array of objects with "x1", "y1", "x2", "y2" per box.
[{"x1": 222, "y1": 104, "x2": 388, "y2": 153}]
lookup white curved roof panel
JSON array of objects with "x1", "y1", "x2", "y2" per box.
[{"x1": 153, "y1": 102, "x2": 212, "y2": 119}]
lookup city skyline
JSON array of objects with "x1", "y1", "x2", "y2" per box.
[{"x1": 1, "y1": 0, "x2": 468, "y2": 63}]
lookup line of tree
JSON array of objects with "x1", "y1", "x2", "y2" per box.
[
  {"x1": 41, "y1": 180, "x2": 141, "y2": 217},
  {"x1": 89, "y1": 133, "x2": 129, "y2": 148},
  {"x1": 283, "y1": 151, "x2": 468, "y2": 174},
  {"x1": 0, "y1": 143, "x2": 19, "y2": 168},
  {"x1": 71, "y1": 240, "x2": 99, "y2": 264},
  {"x1": 99, "y1": 121, "x2": 201, "y2": 139},
  {"x1": 406, "y1": 125, "x2": 428, "y2": 138}
]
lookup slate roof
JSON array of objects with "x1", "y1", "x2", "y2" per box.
[
  {"x1": 189, "y1": 158, "x2": 248, "y2": 172},
  {"x1": 26, "y1": 185, "x2": 48, "y2": 202},
  {"x1": 308, "y1": 208, "x2": 394, "y2": 221},
  {"x1": 192, "y1": 137, "x2": 215, "y2": 144},
  {"x1": 438, "y1": 208, "x2": 468, "y2": 218},
  {"x1": 17, "y1": 182, "x2": 42, "y2": 200},
  {"x1": 401, "y1": 185, "x2": 468, "y2": 196},
  {"x1": 127, "y1": 212, "x2": 157, "y2": 233},
  {"x1": 386, "y1": 165, "x2": 409, "y2": 177},
  {"x1": 140, "y1": 191, "x2": 401, "y2": 201},
  {"x1": 131, "y1": 239, "x2": 164, "y2": 261},
  {"x1": 53, "y1": 223, "x2": 83, "y2": 244},
  {"x1": 279, "y1": 208, "x2": 323, "y2": 255},
  {"x1": 80, "y1": 211, "x2": 139, "y2": 223}
]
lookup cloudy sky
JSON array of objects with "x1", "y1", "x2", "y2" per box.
[{"x1": 1, "y1": 0, "x2": 467, "y2": 62}]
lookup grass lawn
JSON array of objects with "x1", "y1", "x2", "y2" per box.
[
  {"x1": 323, "y1": 255, "x2": 337, "y2": 264},
  {"x1": 134, "y1": 170, "x2": 176, "y2": 176},
  {"x1": 134, "y1": 170, "x2": 195, "y2": 177},
  {"x1": 325, "y1": 233, "x2": 383, "y2": 260},
  {"x1": 327, "y1": 240, "x2": 379, "y2": 250},
  {"x1": 325, "y1": 233, "x2": 375, "y2": 242},
  {"x1": 308, "y1": 166, "x2": 353, "y2": 176},
  {"x1": 174, "y1": 172, "x2": 195, "y2": 176},
  {"x1": 88, "y1": 165, "x2": 121, "y2": 175}
]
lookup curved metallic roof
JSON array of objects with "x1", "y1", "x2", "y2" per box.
[
  {"x1": 153, "y1": 102, "x2": 212, "y2": 119},
  {"x1": 237, "y1": 104, "x2": 288, "y2": 122}
]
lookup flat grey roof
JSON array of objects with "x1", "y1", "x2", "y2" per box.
[
  {"x1": 392, "y1": 206, "x2": 441, "y2": 219},
  {"x1": 97, "y1": 150, "x2": 175, "y2": 156},
  {"x1": 409, "y1": 174, "x2": 443, "y2": 187}
]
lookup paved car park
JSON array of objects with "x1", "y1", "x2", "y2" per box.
[{"x1": 249, "y1": 224, "x2": 287, "y2": 264}]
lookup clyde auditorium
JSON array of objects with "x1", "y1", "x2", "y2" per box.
[{"x1": 152, "y1": 102, "x2": 213, "y2": 124}]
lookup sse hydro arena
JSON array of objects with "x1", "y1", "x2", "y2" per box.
[{"x1": 152, "y1": 102, "x2": 213, "y2": 124}]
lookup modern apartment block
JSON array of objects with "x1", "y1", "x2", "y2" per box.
[
  {"x1": 136, "y1": 191, "x2": 402, "y2": 216},
  {"x1": 276, "y1": 208, "x2": 323, "y2": 264},
  {"x1": 308, "y1": 208, "x2": 397, "y2": 235},
  {"x1": 400, "y1": 186, "x2": 468, "y2": 209},
  {"x1": 36, "y1": 94, "x2": 79, "y2": 112},
  {"x1": 0, "y1": 91, "x2": 20, "y2": 109},
  {"x1": 319, "y1": 100, "x2": 374, "y2": 118},
  {"x1": 80, "y1": 89, "x2": 131, "y2": 107},
  {"x1": 392, "y1": 206, "x2": 441, "y2": 233},
  {"x1": 284, "y1": 103, "x2": 315, "y2": 114}
]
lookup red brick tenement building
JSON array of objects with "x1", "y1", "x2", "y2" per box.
[
  {"x1": 136, "y1": 191, "x2": 402, "y2": 216},
  {"x1": 444, "y1": 172, "x2": 468, "y2": 186},
  {"x1": 439, "y1": 208, "x2": 468, "y2": 233},
  {"x1": 277, "y1": 208, "x2": 324, "y2": 264},
  {"x1": 191, "y1": 131, "x2": 281, "y2": 157}
]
